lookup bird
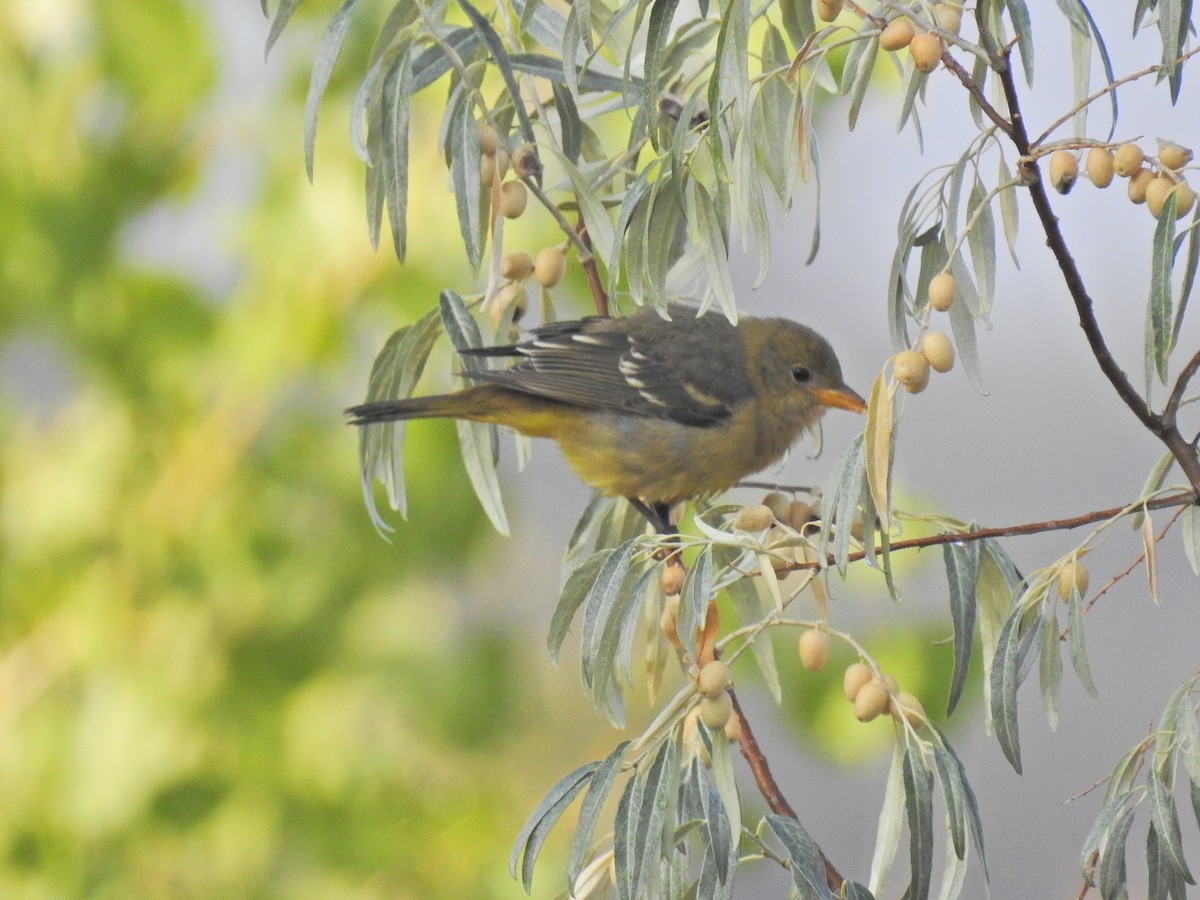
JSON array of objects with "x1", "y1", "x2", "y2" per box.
[{"x1": 346, "y1": 303, "x2": 865, "y2": 531}]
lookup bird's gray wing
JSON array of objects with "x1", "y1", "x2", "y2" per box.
[{"x1": 463, "y1": 315, "x2": 749, "y2": 426}]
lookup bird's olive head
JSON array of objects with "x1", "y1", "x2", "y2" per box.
[{"x1": 751, "y1": 320, "x2": 866, "y2": 423}]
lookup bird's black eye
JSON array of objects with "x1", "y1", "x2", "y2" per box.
[{"x1": 791, "y1": 366, "x2": 812, "y2": 385}]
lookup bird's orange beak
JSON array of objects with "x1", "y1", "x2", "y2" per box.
[{"x1": 811, "y1": 385, "x2": 867, "y2": 413}]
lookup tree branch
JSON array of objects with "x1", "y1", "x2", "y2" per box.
[{"x1": 727, "y1": 687, "x2": 845, "y2": 892}]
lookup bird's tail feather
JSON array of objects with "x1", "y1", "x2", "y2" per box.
[{"x1": 345, "y1": 389, "x2": 494, "y2": 426}]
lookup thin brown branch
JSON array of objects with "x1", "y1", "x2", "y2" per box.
[
  {"x1": 573, "y1": 214, "x2": 610, "y2": 316},
  {"x1": 993, "y1": 54, "x2": 1200, "y2": 496},
  {"x1": 1165, "y1": 349, "x2": 1200, "y2": 424},
  {"x1": 727, "y1": 687, "x2": 846, "y2": 892},
  {"x1": 783, "y1": 492, "x2": 1197, "y2": 574},
  {"x1": 1059, "y1": 505, "x2": 1187, "y2": 637},
  {"x1": 940, "y1": 52, "x2": 1013, "y2": 136},
  {"x1": 1031, "y1": 44, "x2": 1200, "y2": 148}
]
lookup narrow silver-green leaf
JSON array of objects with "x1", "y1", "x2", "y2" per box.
[
  {"x1": 847, "y1": 37, "x2": 880, "y2": 132},
  {"x1": 998, "y1": 156, "x2": 1020, "y2": 266},
  {"x1": 1149, "y1": 192, "x2": 1178, "y2": 383},
  {"x1": 1147, "y1": 821, "x2": 1189, "y2": 900},
  {"x1": 990, "y1": 605, "x2": 1030, "y2": 773},
  {"x1": 688, "y1": 180, "x2": 738, "y2": 323},
  {"x1": 358, "y1": 308, "x2": 442, "y2": 529},
  {"x1": 380, "y1": 45, "x2": 413, "y2": 261},
  {"x1": 966, "y1": 177, "x2": 997, "y2": 315},
  {"x1": 511, "y1": 761, "x2": 599, "y2": 891},
  {"x1": 568, "y1": 740, "x2": 629, "y2": 885},
  {"x1": 725, "y1": 573, "x2": 782, "y2": 703},
  {"x1": 644, "y1": 0, "x2": 682, "y2": 149},
  {"x1": 1038, "y1": 605, "x2": 1062, "y2": 730},
  {"x1": 303, "y1": 0, "x2": 366, "y2": 181},
  {"x1": 932, "y1": 745, "x2": 967, "y2": 861},
  {"x1": 678, "y1": 544, "x2": 715, "y2": 663},
  {"x1": 1096, "y1": 799, "x2": 1138, "y2": 899},
  {"x1": 944, "y1": 540, "x2": 980, "y2": 715},
  {"x1": 930, "y1": 723, "x2": 989, "y2": 880},
  {"x1": 265, "y1": 0, "x2": 305, "y2": 59},
  {"x1": 1148, "y1": 765, "x2": 1196, "y2": 884},
  {"x1": 766, "y1": 815, "x2": 831, "y2": 900},
  {"x1": 903, "y1": 749, "x2": 935, "y2": 900},
  {"x1": 448, "y1": 96, "x2": 484, "y2": 269},
  {"x1": 1003, "y1": 0, "x2": 1035, "y2": 85},
  {"x1": 710, "y1": 725, "x2": 742, "y2": 851},
  {"x1": 869, "y1": 742, "x2": 907, "y2": 895},
  {"x1": 508, "y1": 52, "x2": 634, "y2": 93},
  {"x1": 1067, "y1": 588, "x2": 1099, "y2": 698},
  {"x1": 579, "y1": 540, "x2": 638, "y2": 686},
  {"x1": 948, "y1": 282, "x2": 987, "y2": 395},
  {"x1": 550, "y1": 548, "x2": 615, "y2": 663}
]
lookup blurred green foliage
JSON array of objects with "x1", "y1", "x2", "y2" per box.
[{"x1": 0, "y1": 2, "x2": 607, "y2": 896}]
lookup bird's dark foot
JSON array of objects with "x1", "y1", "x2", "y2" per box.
[{"x1": 629, "y1": 498, "x2": 677, "y2": 536}]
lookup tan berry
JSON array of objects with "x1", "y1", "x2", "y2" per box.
[
  {"x1": 761, "y1": 491, "x2": 792, "y2": 523},
  {"x1": 511, "y1": 142, "x2": 542, "y2": 179},
  {"x1": 909, "y1": 33, "x2": 943, "y2": 74},
  {"x1": 1128, "y1": 168, "x2": 1155, "y2": 204},
  {"x1": 787, "y1": 500, "x2": 815, "y2": 531},
  {"x1": 1057, "y1": 560, "x2": 1089, "y2": 601},
  {"x1": 1086, "y1": 148, "x2": 1115, "y2": 188},
  {"x1": 1146, "y1": 175, "x2": 1176, "y2": 218},
  {"x1": 798, "y1": 629, "x2": 831, "y2": 671},
  {"x1": 697, "y1": 660, "x2": 730, "y2": 698},
  {"x1": 480, "y1": 153, "x2": 497, "y2": 186},
  {"x1": 843, "y1": 662, "x2": 873, "y2": 701},
  {"x1": 853, "y1": 679, "x2": 891, "y2": 722},
  {"x1": 1049, "y1": 150, "x2": 1078, "y2": 195},
  {"x1": 1174, "y1": 183, "x2": 1197, "y2": 217},
  {"x1": 879, "y1": 18, "x2": 915, "y2": 51},
  {"x1": 499, "y1": 251, "x2": 534, "y2": 281},
  {"x1": 534, "y1": 247, "x2": 567, "y2": 288},
  {"x1": 476, "y1": 122, "x2": 502, "y2": 156},
  {"x1": 489, "y1": 282, "x2": 527, "y2": 329},
  {"x1": 733, "y1": 504, "x2": 774, "y2": 532},
  {"x1": 661, "y1": 563, "x2": 685, "y2": 597},
  {"x1": 892, "y1": 691, "x2": 926, "y2": 727},
  {"x1": 700, "y1": 690, "x2": 734, "y2": 729},
  {"x1": 920, "y1": 331, "x2": 955, "y2": 373},
  {"x1": 1114, "y1": 143, "x2": 1145, "y2": 178},
  {"x1": 933, "y1": 2, "x2": 963, "y2": 35},
  {"x1": 723, "y1": 714, "x2": 742, "y2": 742},
  {"x1": 660, "y1": 593, "x2": 681, "y2": 646},
  {"x1": 499, "y1": 180, "x2": 528, "y2": 218},
  {"x1": 893, "y1": 349, "x2": 931, "y2": 391},
  {"x1": 815, "y1": 0, "x2": 843, "y2": 23},
  {"x1": 1158, "y1": 141, "x2": 1194, "y2": 171},
  {"x1": 928, "y1": 272, "x2": 957, "y2": 312}
]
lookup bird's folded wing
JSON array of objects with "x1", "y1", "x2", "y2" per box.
[{"x1": 464, "y1": 320, "x2": 738, "y2": 427}]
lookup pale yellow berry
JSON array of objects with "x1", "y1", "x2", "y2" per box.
[
  {"x1": 798, "y1": 629, "x2": 830, "y2": 671},
  {"x1": 661, "y1": 564, "x2": 685, "y2": 597},
  {"x1": 761, "y1": 492, "x2": 792, "y2": 523},
  {"x1": 933, "y1": 2, "x2": 963, "y2": 35},
  {"x1": 476, "y1": 122, "x2": 502, "y2": 156},
  {"x1": 489, "y1": 282, "x2": 527, "y2": 329},
  {"x1": 1158, "y1": 141, "x2": 1194, "y2": 171},
  {"x1": 733, "y1": 504, "x2": 774, "y2": 532},
  {"x1": 879, "y1": 18, "x2": 915, "y2": 51},
  {"x1": 928, "y1": 272, "x2": 957, "y2": 312},
  {"x1": 893, "y1": 349, "x2": 930, "y2": 392},
  {"x1": 723, "y1": 713, "x2": 742, "y2": 742},
  {"x1": 1114, "y1": 143, "x2": 1145, "y2": 178},
  {"x1": 815, "y1": 0, "x2": 843, "y2": 23},
  {"x1": 697, "y1": 660, "x2": 730, "y2": 698},
  {"x1": 909, "y1": 33, "x2": 943, "y2": 73},
  {"x1": 854, "y1": 679, "x2": 890, "y2": 722},
  {"x1": 788, "y1": 500, "x2": 815, "y2": 531},
  {"x1": 499, "y1": 180, "x2": 528, "y2": 219},
  {"x1": 1128, "y1": 168, "x2": 1155, "y2": 204},
  {"x1": 700, "y1": 690, "x2": 734, "y2": 729},
  {"x1": 499, "y1": 251, "x2": 534, "y2": 281},
  {"x1": 920, "y1": 331, "x2": 955, "y2": 373},
  {"x1": 1057, "y1": 560, "x2": 1090, "y2": 601},
  {"x1": 892, "y1": 691, "x2": 926, "y2": 727},
  {"x1": 1086, "y1": 148, "x2": 1115, "y2": 188},
  {"x1": 843, "y1": 663, "x2": 873, "y2": 701},
  {"x1": 534, "y1": 247, "x2": 567, "y2": 288},
  {"x1": 1174, "y1": 183, "x2": 1197, "y2": 217},
  {"x1": 1146, "y1": 175, "x2": 1176, "y2": 218},
  {"x1": 1049, "y1": 150, "x2": 1079, "y2": 195}
]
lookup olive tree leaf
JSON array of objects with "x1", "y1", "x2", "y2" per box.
[
  {"x1": 511, "y1": 761, "x2": 600, "y2": 892},
  {"x1": 944, "y1": 538, "x2": 981, "y2": 715},
  {"x1": 304, "y1": 0, "x2": 367, "y2": 181},
  {"x1": 869, "y1": 742, "x2": 906, "y2": 895},
  {"x1": 904, "y1": 748, "x2": 935, "y2": 900},
  {"x1": 1148, "y1": 192, "x2": 1179, "y2": 385},
  {"x1": 549, "y1": 547, "x2": 615, "y2": 664},
  {"x1": 766, "y1": 815, "x2": 831, "y2": 899}
]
